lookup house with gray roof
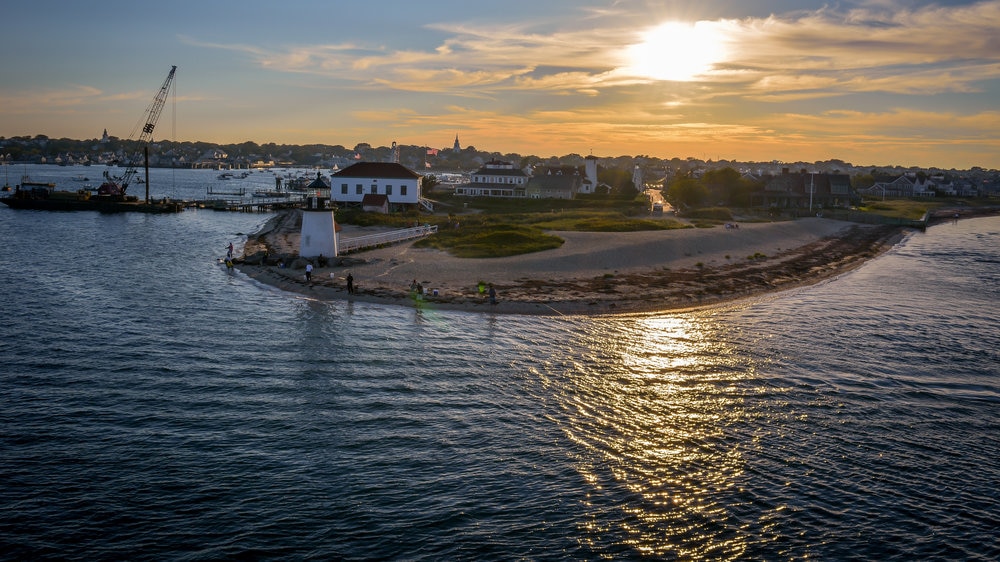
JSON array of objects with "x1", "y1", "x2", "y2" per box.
[
  {"x1": 331, "y1": 162, "x2": 422, "y2": 209},
  {"x1": 757, "y1": 169, "x2": 856, "y2": 209},
  {"x1": 454, "y1": 159, "x2": 529, "y2": 198},
  {"x1": 526, "y1": 166, "x2": 583, "y2": 199}
]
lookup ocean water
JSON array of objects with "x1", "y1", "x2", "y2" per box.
[{"x1": 1, "y1": 166, "x2": 998, "y2": 560}]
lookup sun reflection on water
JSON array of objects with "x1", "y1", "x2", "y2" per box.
[{"x1": 552, "y1": 313, "x2": 758, "y2": 559}]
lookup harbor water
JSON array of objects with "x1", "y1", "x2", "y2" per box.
[{"x1": 1, "y1": 166, "x2": 998, "y2": 560}]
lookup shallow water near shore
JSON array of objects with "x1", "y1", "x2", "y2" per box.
[{"x1": 1, "y1": 173, "x2": 998, "y2": 559}]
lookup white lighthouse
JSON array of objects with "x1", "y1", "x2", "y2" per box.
[
  {"x1": 299, "y1": 196, "x2": 338, "y2": 258},
  {"x1": 582, "y1": 154, "x2": 599, "y2": 194}
]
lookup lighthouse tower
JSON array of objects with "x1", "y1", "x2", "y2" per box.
[
  {"x1": 582, "y1": 154, "x2": 599, "y2": 194},
  {"x1": 299, "y1": 195, "x2": 338, "y2": 258}
]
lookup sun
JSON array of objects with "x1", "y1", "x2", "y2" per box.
[{"x1": 626, "y1": 21, "x2": 729, "y2": 82}]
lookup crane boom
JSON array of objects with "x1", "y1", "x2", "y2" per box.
[{"x1": 100, "y1": 65, "x2": 176, "y2": 197}]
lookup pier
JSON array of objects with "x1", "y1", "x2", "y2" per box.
[{"x1": 188, "y1": 198, "x2": 304, "y2": 212}]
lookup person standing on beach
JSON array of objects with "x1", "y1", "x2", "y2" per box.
[
  {"x1": 488, "y1": 284, "x2": 497, "y2": 305},
  {"x1": 305, "y1": 263, "x2": 313, "y2": 283},
  {"x1": 346, "y1": 273, "x2": 354, "y2": 294},
  {"x1": 227, "y1": 242, "x2": 234, "y2": 259}
]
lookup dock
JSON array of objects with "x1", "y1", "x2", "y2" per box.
[{"x1": 188, "y1": 198, "x2": 304, "y2": 212}]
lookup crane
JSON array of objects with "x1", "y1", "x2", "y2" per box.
[{"x1": 99, "y1": 65, "x2": 176, "y2": 199}]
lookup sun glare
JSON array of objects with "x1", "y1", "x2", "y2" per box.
[{"x1": 627, "y1": 21, "x2": 728, "y2": 82}]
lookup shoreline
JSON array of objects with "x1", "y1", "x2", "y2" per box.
[{"x1": 234, "y1": 210, "x2": 920, "y2": 316}]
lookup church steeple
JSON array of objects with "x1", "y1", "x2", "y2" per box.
[{"x1": 453, "y1": 134, "x2": 461, "y2": 151}]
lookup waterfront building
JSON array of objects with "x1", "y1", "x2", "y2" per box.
[
  {"x1": 331, "y1": 162, "x2": 422, "y2": 209},
  {"x1": 454, "y1": 159, "x2": 530, "y2": 197},
  {"x1": 861, "y1": 173, "x2": 938, "y2": 198},
  {"x1": 758, "y1": 169, "x2": 856, "y2": 209}
]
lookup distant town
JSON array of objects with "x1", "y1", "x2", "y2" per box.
[{"x1": 2, "y1": 133, "x2": 998, "y2": 201}]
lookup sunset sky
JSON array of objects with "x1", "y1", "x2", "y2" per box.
[{"x1": 2, "y1": 0, "x2": 998, "y2": 169}]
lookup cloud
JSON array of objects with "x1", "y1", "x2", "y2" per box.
[
  {"x1": 721, "y1": 1, "x2": 1000, "y2": 95},
  {"x1": 0, "y1": 84, "x2": 136, "y2": 114},
  {"x1": 184, "y1": 1, "x2": 1000, "y2": 103},
  {"x1": 159, "y1": 3, "x2": 1000, "y2": 167}
]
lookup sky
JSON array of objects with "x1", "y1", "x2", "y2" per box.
[{"x1": 2, "y1": 0, "x2": 998, "y2": 170}]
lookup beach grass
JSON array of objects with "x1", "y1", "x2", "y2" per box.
[
  {"x1": 527, "y1": 211, "x2": 688, "y2": 231},
  {"x1": 858, "y1": 199, "x2": 940, "y2": 220},
  {"x1": 413, "y1": 224, "x2": 564, "y2": 258}
]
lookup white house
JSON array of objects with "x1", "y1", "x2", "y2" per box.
[
  {"x1": 863, "y1": 174, "x2": 937, "y2": 198},
  {"x1": 331, "y1": 162, "x2": 422, "y2": 208},
  {"x1": 454, "y1": 159, "x2": 530, "y2": 197}
]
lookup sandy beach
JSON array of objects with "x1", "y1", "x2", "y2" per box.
[{"x1": 235, "y1": 209, "x2": 911, "y2": 315}]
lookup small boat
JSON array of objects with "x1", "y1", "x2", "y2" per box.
[{"x1": 71, "y1": 175, "x2": 90, "y2": 182}]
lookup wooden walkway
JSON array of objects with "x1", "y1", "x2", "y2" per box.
[{"x1": 338, "y1": 225, "x2": 438, "y2": 254}]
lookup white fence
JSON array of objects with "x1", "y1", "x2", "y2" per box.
[{"x1": 338, "y1": 225, "x2": 438, "y2": 255}]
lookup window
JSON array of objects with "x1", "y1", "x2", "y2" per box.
[
  {"x1": 341, "y1": 183, "x2": 348, "y2": 194},
  {"x1": 386, "y1": 185, "x2": 393, "y2": 196},
  {"x1": 356, "y1": 184, "x2": 362, "y2": 195},
  {"x1": 370, "y1": 185, "x2": 377, "y2": 194},
  {"x1": 401, "y1": 185, "x2": 408, "y2": 196}
]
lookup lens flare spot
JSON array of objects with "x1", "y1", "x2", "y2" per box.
[{"x1": 626, "y1": 21, "x2": 729, "y2": 82}]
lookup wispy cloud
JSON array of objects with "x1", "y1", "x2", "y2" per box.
[
  {"x1": 0, "y1": 85, "x2": 154, "y2": 116},
  {"x1": 12, "y1": 2, "x2": 993, "y2": 167},
  {"x1": 189, "y1": 1, "x2": 1000, "y2": 101},
  {"x1": 721, "y1": 1, "x2": 1000, "y2": 95}
]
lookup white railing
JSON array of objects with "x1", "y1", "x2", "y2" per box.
[{"x1": 338, "y1": 225, "x2": 438, "y2": 254}]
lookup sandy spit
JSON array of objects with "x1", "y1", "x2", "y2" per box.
[{"x1": 236, "y1": 211, "x2": 907, "y2": 316}]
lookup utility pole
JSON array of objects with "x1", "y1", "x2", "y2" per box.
[{"x1": 809, "y1": 172, "x2": 814, "y2": 212}]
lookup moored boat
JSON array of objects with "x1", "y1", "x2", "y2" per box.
[
  {"x1": 2, "y1": 184, "x2": 183, "y2": 213},
  {"x1": 2, "y1": 66, "x2": 181, "y2": 214}
]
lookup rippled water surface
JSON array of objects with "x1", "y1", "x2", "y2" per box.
[{"x1": 2, "y1": 170, "x2": 998, "y2": 560}]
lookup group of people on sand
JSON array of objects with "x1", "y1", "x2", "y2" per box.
[
  {"x1": 477, "y1": 281, "x2": 498, "y2": 305},
  {"x1": 303, "y1": 261, "x2": 354, "y2": 294},
  {"x1": 410, "y1": 279, "x2": 497, "y2": 304},
  {"x1": 226, "y1": 237, "x2": 498, "y2": 305}
]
